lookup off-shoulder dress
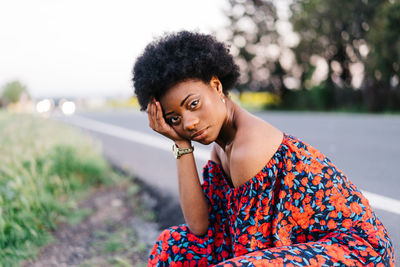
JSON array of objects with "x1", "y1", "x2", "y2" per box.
[{"x1": 148, "y1": 133, "x2": 394, "y2": 266}]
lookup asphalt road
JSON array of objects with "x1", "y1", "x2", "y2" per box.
[{"x1": 55, "y1": 109, "x2": 399, "y2": 263}]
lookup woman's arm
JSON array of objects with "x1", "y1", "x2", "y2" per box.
[
  {"x1": 175, "y1": 140, "x2": 209, "y2": 236},
  {"x1": 148, "y1": 100, "x2": 209, "y2": 236}
]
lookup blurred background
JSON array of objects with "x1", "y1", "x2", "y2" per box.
[
  {"x1": 1, "y1": 0, "x2": 399, "y2": 113},
  {"x1": 1, "y1": 0, "x2": 399, "y2": 265}
]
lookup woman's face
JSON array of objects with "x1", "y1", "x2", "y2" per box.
[{"x1": 159, "y1": 78, "x2": 227, "y2": 145}]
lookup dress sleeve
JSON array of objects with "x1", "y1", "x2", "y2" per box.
[{"x1": 201, "y1": 161, "x2": 228, "y2": 210}]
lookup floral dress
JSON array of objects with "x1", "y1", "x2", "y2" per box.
[{"x1": 148, "y1": 133, "x2": 394, "y2": 266}]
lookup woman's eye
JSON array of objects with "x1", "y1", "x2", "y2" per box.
[
  {"x1": 167, "y1": 116, "x2": 181, "y2": 125},
  {"x1": 189, "y1": 100, "x2": 199, "y2": 109}
]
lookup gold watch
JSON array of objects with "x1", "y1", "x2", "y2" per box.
[{"x1": 172, "y1": 143, "x2": 194, "y2": 159}]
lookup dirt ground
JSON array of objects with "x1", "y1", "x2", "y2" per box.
[{"x1": 23, "y1": 182, "x2": 161, "y2": 267}]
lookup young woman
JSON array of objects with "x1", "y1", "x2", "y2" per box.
[{"x1": 132, "y1": 31, "x2": 394, "y2": 266}]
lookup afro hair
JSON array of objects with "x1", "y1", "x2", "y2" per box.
[{"x1": 132, "y1": 31, "x2": 240, "y2": 111}]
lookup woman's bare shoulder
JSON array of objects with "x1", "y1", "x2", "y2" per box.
[{"x1": 229, "y1": 117, "x2": 283, "y2": 187}]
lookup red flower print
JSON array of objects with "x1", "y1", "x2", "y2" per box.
[
  {"x1": 187, "y1": 233, "x2": 196, "y2": 242},
  {"x1": 350, "y1": 202, "x2": 363, "y2": 215},
  {"x1": 172, "y1": 231, "x2": 181, "y2": 241},
  {"x1": 172, "y1": 245, "x2": 180, "y2": 254},
  {"x1": 312, "y1": 175, "x2": 321, "y2": 185},
  {"x1": 250, "y1": 237, "x2": 258, "y2": 250},
  {"x1": 221, "y1": 250, "x2": 229, "y2": 259},
  {"x1": 304, "y1": 194, "x2": 312, "y2": 204},
  {"x1": 234, "y1": 243, "x2": 248, "y2": 256},
  {"x1": 293, "y1": 192, "x2": 301, "y2": 200},
  {"x1": 327, "y1": 219, "x2": 337, "y2": 230},
  {"x1": 315, "y1": 254, "x2": 326, "y2": 264},
  {"x1": 325, "y1": 189, "x2": 331, "y2": 197},
  {"x1": 215, "y1": 232, "x2": 224, "y2": 247},
  {"x1": 247, "y1": 225, "x2": 258, "y2": 235},
  {"x1": 198, "y1": 257, "x2": 208, "y2": 266},
  {"x1": 301, "y1": 177, "x2": 308, "y2": 186},
  {"x1": 238, "y1": 234, "x2": 249, "y2": 245},
  {"x1": 170, "y1": 261, "x2": 183, "y2": 267},
  {"x1": 160, "y1": 251, "x2": 169, "y2": 262},
  {"x1": 259, "y1": 222, "x2": 271, "y2": 237},
  {"x1": 284, "y1": 172, "x2": 296, "y2": 188},
  {"x1": 325, "y1": 179, "x2": 333, "y2": 188},
  {"x1": 315, "y1": 189, "x2": 324, "y2": 199},
  {"x1": 342, "y1": 219, "x2": 352, "y2": 229},
  {"x1": 161, "y1": 230, "x2": 171, "y2": 240},
  {"x1": 329, "y1": 210, "x2": 338, "y2": 218},
  {"x1": 310, "y1": 161, "x2": 323, "y2": 174},
  {"x1": 287, "y1": 159, "x2": 293, "y2": 171},
  {"x1": 296, "y1": 161, "x2": 305, "y2": 173},
  {"x1": 161, "y1": 242, "x2": 169, "y2": 251},
  {"x1": 309, "y1": 258, "x2": 318, "y2": 266}
]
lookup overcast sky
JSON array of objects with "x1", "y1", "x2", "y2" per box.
[{"x1": 0, "y1": 0, "x2": 228, "y2": 99}]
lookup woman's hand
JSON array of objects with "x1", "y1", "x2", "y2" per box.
[{"x1": 147, "y1": 99, "x2": 186, "y2": 143}]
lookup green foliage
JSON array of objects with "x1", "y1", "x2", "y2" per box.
[
  {"x1": 220, "y1": 0, "x2": 400, "y2": 112},
  {"x1": 1, "y1": 81, "x2": 30, "y2": 105},
  {"x1": 66, "y1": 208, "x2": 94, "y2": 225},
  {"x1": 219, "y1": 0, "x2": 286, "y2": 95},
  {"x1": 364, "y1": 1, "x2": 400, "y2": 111},
  {"x1": 278, "y1": 85, "x2": 364, "y2": 112},
  {"x1": 289, "y1": 0, "x2": 400, "y2": 111},
  {"x1": 107, "y1": 256, "x2": 133, "y2": 267},
  {"x1": 93, "y1": 228, "x2": 137, "y2": 254},
  {"x1": 367, "y1": 1, "x2": 400, "y2": 80},
  {"x1": 0, "y1": 112, "x2": 117, "y2": 266}
]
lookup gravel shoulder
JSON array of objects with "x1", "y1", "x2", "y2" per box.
[{"x1": 23, "y1": 180, "x2": 161, "y2": 267}]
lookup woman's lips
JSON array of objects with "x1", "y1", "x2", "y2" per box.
[{"x1": 191, "y1": 128, "x2": 208, "y2": 141}]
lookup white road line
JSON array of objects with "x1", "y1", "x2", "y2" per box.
[
  {"x1": 64, "y1": 115, "x2": 400, "y2": 216},
  {"x1": 65, "y1": 115, "x2": 211, "y2": 161},
  {"x1": 361, "y1": 191, "x2": 400, "y2": 215}
]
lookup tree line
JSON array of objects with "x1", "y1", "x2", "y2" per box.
[
  {"x1": 219, "y1": 0, "x2": 400, "y2": 112},
  {"x1": 0, "y1": 81, "x2": 30, "y2": 108}
]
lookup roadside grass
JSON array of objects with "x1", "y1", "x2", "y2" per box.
[
  {"x1": 92, "y1": 226, "x2": 146, "y2": 255},
  {"x1": 0, "y1": 111, "x2": 123, "y2": 266}
]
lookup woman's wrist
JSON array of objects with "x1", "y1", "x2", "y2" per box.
[{"x1": 174, "y1": 139, "x2": 192, "y2": 148}]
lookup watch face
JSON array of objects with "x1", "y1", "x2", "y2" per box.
[
  {"x1": 172, "y1": 144, "x2": 179, "y2": 158},
  {"x1": 172, "y1": 144, "x2": 193, "y2": 159}
]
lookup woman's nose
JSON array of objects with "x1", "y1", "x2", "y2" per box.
[{"x1": 183, "y1": 115, "x2": 199, "y2": 131}]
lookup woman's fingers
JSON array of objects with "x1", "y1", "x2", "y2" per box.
[
  {"x1": 155, "y1": 101, "x2": 171, "y2": 134},
  {"x1": 147, "y1": 99, "x2": 183, "y2": 142},
  {"x1": 148, "y1": 100, "x2": 166, "y2": 133},
  {"x1": 147, "y1": 101, "x2": 156, "y2": 130},
  {"x1": 155, "y1": 101, "x2": 167, "y2": 127}
]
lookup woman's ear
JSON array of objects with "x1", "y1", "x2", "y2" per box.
[{"x1": 210, "y1": 76, "x2": 223, "y2": 96}]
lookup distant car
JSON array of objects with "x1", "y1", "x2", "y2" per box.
[
  {"x1": 60, "y1": 100, "x2": 76, "y2": 115},
  {"x1": 36, "y1": 99, "x2": 54, "y2": 114}
]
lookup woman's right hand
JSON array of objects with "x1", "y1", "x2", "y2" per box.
[{"x1": 147, "y1": 98, "x2": 187, "y2": 143}]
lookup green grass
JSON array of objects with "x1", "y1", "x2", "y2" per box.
[
  {"x1": 93, "y1": 227, "x2": 137, "y2": 254},
  {"x1": 0, "y1": 111, "x2": 120, "y2": 266}
]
